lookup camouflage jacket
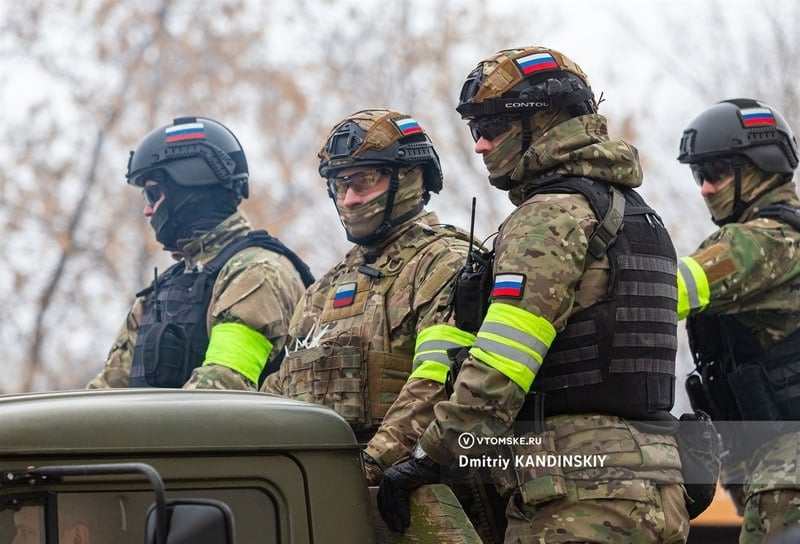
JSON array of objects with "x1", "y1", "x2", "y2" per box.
[
  {"x1": 262, "y1": 211, "x2": 470, "y2": 469},
  {"x1": 88, "y1": 211, "x2": 306, "y2": 390},
  {"x1": 420, "y1": 115, "x2": 682, "y2": 483},
  {"x1": 683, "y1": 182, "x2": 800, "y2": 346}
]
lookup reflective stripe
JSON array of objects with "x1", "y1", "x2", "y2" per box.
[
  {"x1": 677, "y1": 256, "x2": 710, "y2": 319},
  {"x1": 409, "y1": 324, "x2": 475, "y2": 384},
  {"x1": 479, "y1": 322, "x2": 550, "y2": 358},
  {"x1": 203, "y1": 322, "x2": 272, "y2": 384},
  {"x1": 470, "y1": 302, "x2": 556, "y2": 392}
]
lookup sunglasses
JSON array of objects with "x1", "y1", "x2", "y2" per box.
[
  {"x1": 468, "y1": 116, "x2": 512, "y2": 142},
  {"x1": 327, "y1": 169, "x2": 388, "y2": 198},
  {"x1": 690, "y1": 159, "x2": 736, "y2": 186},
  {"x1": 142, "y1": 185, "x2": 164, "y2": 206}
]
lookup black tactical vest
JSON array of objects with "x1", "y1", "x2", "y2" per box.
[
  {"x1": 527, "y1": 177, "x2": 679, "y2": 419},
  {"x1": 130, "y1": 230, "x2": 314, "y2": 388},
  {"x1": 686, "y1": 203, "x2": 800, "y2": 421}
]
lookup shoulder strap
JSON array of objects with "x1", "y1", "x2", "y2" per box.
[
  {"x1": 527, "y1": 176, "x2": 626, "y2": 259},
  {"x1": 754, "y1": 204, "x2": 800, "y2": 231},
  {"x1": 203, "y1": 230, "x2": 315, "y2": 287}
]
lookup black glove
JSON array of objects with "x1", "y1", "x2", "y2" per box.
[{"x1": 376, "y1": 445, "x2": 441, "y2": 533}]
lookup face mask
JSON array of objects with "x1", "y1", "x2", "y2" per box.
[
  {"x1": 336, "y1": 190, "x2": 389, "y2": 240},
  {"x1": 482, "y1": 122, "x2": 523, "y2": 180},
  {"x1": 703, "y1": 180, "x2": 736, "y2": 224},
  {"x1": 150, "y1": 185, "x2": 238, "y2": 250},
  {"x1": 334, "y1": 167, "x2": 425, "y2": 245}
]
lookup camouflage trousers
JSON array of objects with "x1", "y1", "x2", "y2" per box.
[
  {"x1": 503, "y1": 479, "x2": 689, "y2": 543},
  {"x1": 739, "y1": 489, "x2": 800, "y2": 544}
]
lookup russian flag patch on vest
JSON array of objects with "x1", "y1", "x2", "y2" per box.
[
  {"x1": 492, "y1": 273, "x2": 525, "y2": 299},
  {"x1": 332, "y1": 282, "x2": 357, "y2": 308}
]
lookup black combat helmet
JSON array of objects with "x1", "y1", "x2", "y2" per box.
[
  {"x1": 127, "y1": 116, "x2": 249, "y2": 201},
  {"x1": 677, "y1": 98, "x2": 799, "y2": 174}
]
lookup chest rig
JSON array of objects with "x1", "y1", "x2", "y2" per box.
[
  {"x1": 525, "y1": 177, "x2": 679, "y2": 419},
  {"x1": 686, "y1": 204, "x2": 800, "y2": 424},
  {"x1": 130, "y1": 231, "x2": 314, "y2": 388},
  {"x1": 281, "y1": 223, "x2": 467, "y2": 433}
]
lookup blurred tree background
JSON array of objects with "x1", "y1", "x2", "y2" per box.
[{"x1": 0, "y1": 0, "x2": 797, "y2": 413}]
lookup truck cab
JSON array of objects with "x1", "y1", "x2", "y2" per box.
[{"x1": 0, "y1": 389, "x2": 376, "y2": 543}]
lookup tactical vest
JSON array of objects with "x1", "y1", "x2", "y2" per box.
[
  {"x1": 281, "y1": 223, "x2": 470, "y2": 434},
  {"x1": 526, "y1": 177, "x2": 679, "y2": 419},
  {"x1": 687, "y1": 203, "x2": 800, "y2": 422},
  {"x1": 130, "y1": 231, "x2": 314, "y2": 388}
]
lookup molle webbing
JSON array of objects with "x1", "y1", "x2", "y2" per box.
[{"x1": 527, "y1": 177, "x2": 678, "y2": 419}]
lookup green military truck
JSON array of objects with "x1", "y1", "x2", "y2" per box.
[{"x1": 0, "y1": 389, "x2": 481, "y2": 543}]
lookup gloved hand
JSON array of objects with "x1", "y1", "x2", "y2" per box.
[
  {"x1": 361, "y1": 451, "x2": 383, "y2": 485},
  {"x1": 376, "y1": 445, "x2": 441, "y2": 533}
]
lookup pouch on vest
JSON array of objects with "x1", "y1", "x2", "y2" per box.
[
  {"x1": 493, "y1": 430, "x2": 567, "y2": 507},
  {"x1": 676, "y1": 411, "x2": 722, "y2": 519},
  {"x1": 142, "y1": 322, "x2": 191, "y2": 388}
]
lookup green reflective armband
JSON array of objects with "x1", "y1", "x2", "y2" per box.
[
  {"x1": 203, "y1": 322, "x2": 273, "y2": 384},
  {"x1": 677, "y1": 256, "x2": 710, "y2": 319}
]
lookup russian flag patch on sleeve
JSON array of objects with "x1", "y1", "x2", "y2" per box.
[{"x1": 492, "y1": 273, "x2": 525, "y2": 299}]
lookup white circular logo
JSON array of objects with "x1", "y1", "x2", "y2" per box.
[{"x1": 458, "y1": 432, "x2": 475, "y2": 449}]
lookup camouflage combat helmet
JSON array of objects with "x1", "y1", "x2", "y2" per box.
[
  {"x1": 318, "y1": 109, "x2": 443, "y2": 245},
  {"x1": 456, "y1": 46, "x2": 596, "y2": 121},
  {"x1": 318, "y1": 109, "x2": 443, "y2": 195},
  {"x1": 677, "y1": 98, "x2": 798, "y2": 174},
  {"x1": 457, "y1": 46, "x2": 597, "y2": 189},
  {"x1": 127, "y1": 116, "x2": 249, "y2": 201}
]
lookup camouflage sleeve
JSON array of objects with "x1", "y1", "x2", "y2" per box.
[
  {"x1": 420, "y1": 196, "x2": 595, "y2": 465},
  {"x1": 184, "y1": 247, "x2": 306, "y2": 390},
  {"x1": 366, "y1": 235, "x2": 471, "y2": 470},
  {"x1": 87, "y1": 298, "x2": 145, "y2": 388},
  {"x1": 689, "y1": 218, "x2": 800, "y2": 314}
]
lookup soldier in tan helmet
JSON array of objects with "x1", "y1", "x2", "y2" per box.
[
  {"x1": 378, "y1": 46, "x2": 693, "y2": 543},
  {"x1": 260, "y1": 110, "x2": 511, "y2": 534}
]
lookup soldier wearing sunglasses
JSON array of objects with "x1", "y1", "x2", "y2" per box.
[
  {"x1": 88, "y1": 117, "x2": 313, "y2": 391},
  {"x1": 677, "y1": 99, "x2": 800, "y2": 544},
  {"x1": 259, "y1": 109, "x2": 508, "y2": 540},
  {"x1": 378, "y1": 46, "x2": 692, "y2": 543}
]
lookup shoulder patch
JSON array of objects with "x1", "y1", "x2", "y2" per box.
[
  {"x1": 492, "y1": 273, "x2": 526, "y2": 299},
  {"x1": 693, "y1": 244, "x2": 736, "y2": 284}
]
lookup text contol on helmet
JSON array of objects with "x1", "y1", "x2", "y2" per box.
[
  {"x1": 126, "y1": 116, "x2": 250, "y2": 201},
  {"x1": 677, "y1": 98, "x2": 799, "y2": 175},
  {"x1": 317, "y1": 109, "x2": 443, "y2": 198}
]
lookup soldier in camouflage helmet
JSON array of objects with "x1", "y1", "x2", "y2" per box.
[
  {"x1": 677, "y1": 99, "x2": 800, "y2": 544},
  {"x1": 88, "y1": 117, "x2": 312, "y2": 391},
  {"x1": 378, "y1": 46, "x2": 692, "y2": 542},
  {"x1": 260, "y1": 109, "x2": 476, "y2": 487}
]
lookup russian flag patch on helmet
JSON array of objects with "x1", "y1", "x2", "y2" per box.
[
  {"x1": 515, "y1": 52, "x2": 559, "y2": 76},
  {"x1": 332, "y1": 282, "x2": 357, "y2": 308},
  {"x1": 739, "y1": 107, "x2": 776, "y2": 128},
  {"x1": 165, "y1": 122, "x2": 206, "y2": 143},
  {"x1": 394, "y1": 117, "x2": 423, "y2": 136},
  {"x1": 492, "y1": 273, "x2": 525, "y2": 299}
]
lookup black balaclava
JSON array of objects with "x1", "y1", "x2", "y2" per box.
[{"x1": 150, "y1": 175, "x2": 238, "y2": 250}]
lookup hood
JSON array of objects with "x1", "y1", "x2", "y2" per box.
[{"x1": 508, "y1": 114, "x2": 643, "y2": 205}]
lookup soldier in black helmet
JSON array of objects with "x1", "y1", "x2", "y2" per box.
[
  {"x1": 88, "y1": 117, "x2": 313, "y2": 391},
  {"x1": 677, "y1": 99, "x2": 800, "y2": 544}
]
